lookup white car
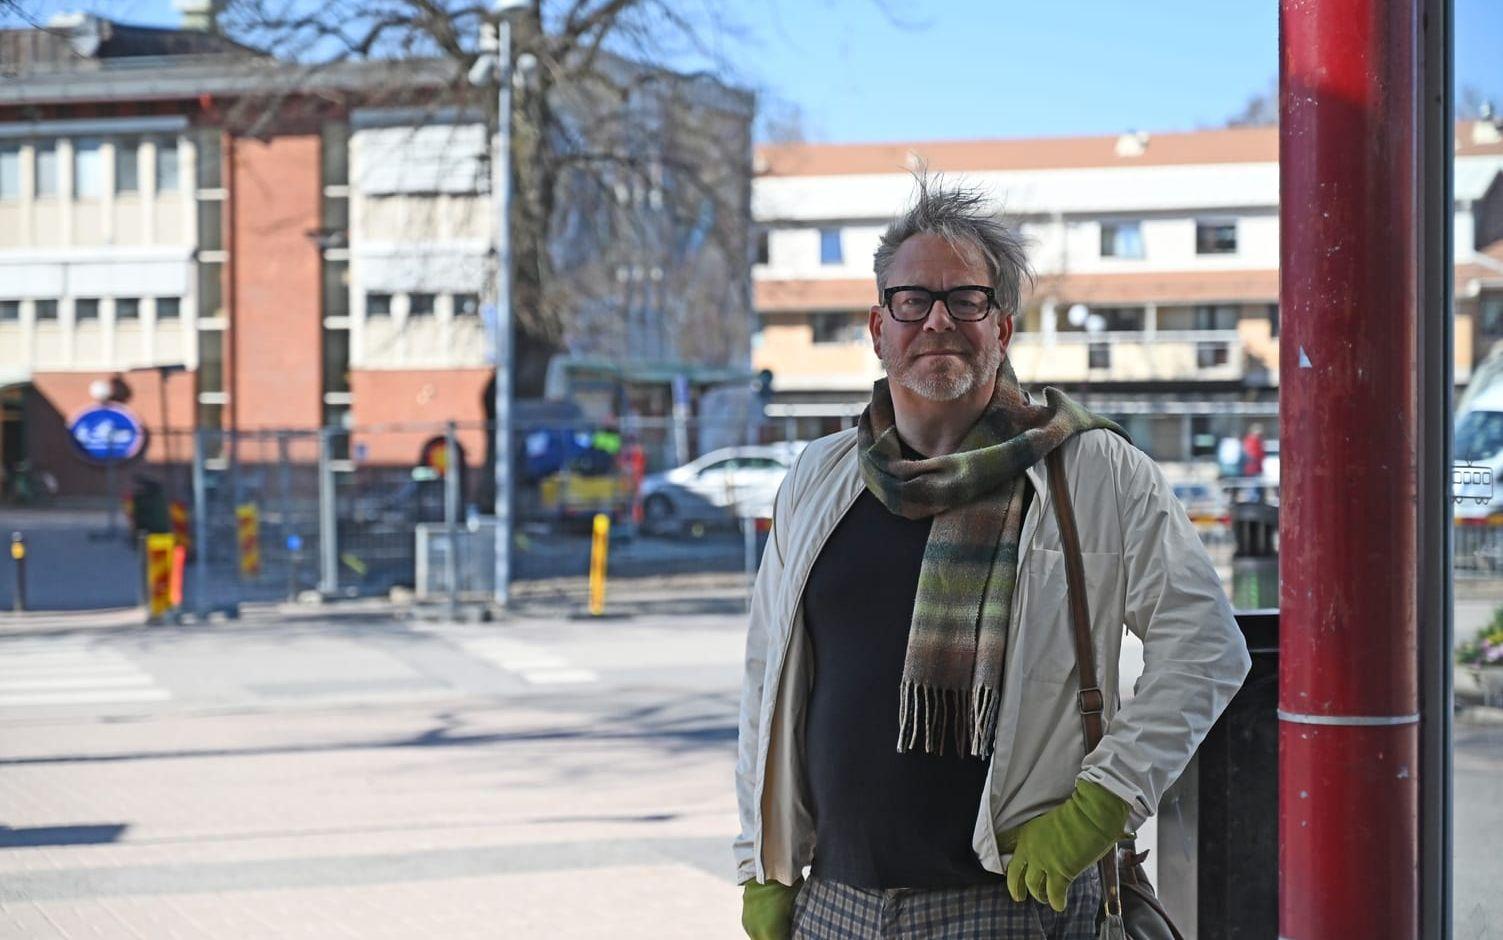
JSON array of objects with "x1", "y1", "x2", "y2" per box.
[{"x1": 638, "y1": 445, "x2": 803, "y2": 535}]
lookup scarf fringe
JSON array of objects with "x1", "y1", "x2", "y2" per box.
[{"x1": 897, "y1": 680, "x2": 1001, "y2": 759}]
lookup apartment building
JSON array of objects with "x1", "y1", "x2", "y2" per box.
[
  {"x1": 752, "y1": 124, "x2": 1503, "y2": 459},
  {"x1": 0, "y1": 11, "x2": 752, "y2": 497}
]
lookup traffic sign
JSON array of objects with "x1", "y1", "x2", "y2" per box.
[{"x1": 67, "y1": 405, "x2": 144, "y2": 463}]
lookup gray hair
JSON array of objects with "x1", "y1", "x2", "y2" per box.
[{"x1": 873, "y1": 173, "x2": 1033, "y2": 316}]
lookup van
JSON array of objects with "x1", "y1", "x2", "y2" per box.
[{"x1": 1454, "y1": 385, "x2": 1503, "y2": 525}]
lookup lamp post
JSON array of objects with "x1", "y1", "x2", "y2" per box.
[{"x1": 470, "y1": 0, "x2": 529, "y2": 610}]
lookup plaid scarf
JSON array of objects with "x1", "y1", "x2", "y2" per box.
[{"x1": 856, "y1": 361, "x2": 1124, "y2": 758}]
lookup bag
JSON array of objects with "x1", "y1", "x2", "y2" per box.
[{"x1": 1044, "y1": 451, "x2": 1187, "y2": 940}]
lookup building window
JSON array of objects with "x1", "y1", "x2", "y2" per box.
[
  {"x1": 1197, "y1": 341, "x2": 1231, "y2": 368},
  {"x1": 34, "y1": 299, "x2": 58, "y2": 321},
  {"x1": 810, "y1": 311, "x2": 861, "y2": 344},
  {"x1": 366, "y1": 293, "x2": 392, "y2": 317},
  {"x1": 156, "y1": 137, "x2": 181, "y2": 192},
  {"x1": 115, "y1": 298, "x2": 140, "y2": 321},
  {"x1": 197, "y1": 200, "x2": 223, "y2": 251},
  {"x1": 198, "y1": 327, "x2": 225, "y2": 393},
  {"x1": 74, "y1": 298, "x2": 100, "y2": 323},
  {"x1": 0, "y1": 300, "x2": 18, "y2": 322},
  {"x1": 408, "y1": 293, "x2": 436, "y2": 317},
  {"x1": 1100, "y1": 221, "x2": 1144, "y2": 259},
  {"x1": 322, "y1": 259, "x2": 349, "y2": 319},
  {"x1": 198, "y1": 262, "x2": 224, "y2": 320},
  {"x1": 156, "y1": 297, "x2": 181, "y2": 320},
  {"x1": 1268, "y1": 303, "x2": 1280, "y2": 338},
  {"x1": 323, "y1": 327, "x2": 351, "y2": 395},
  {"x1": 819, "y1": 228, "x2": 843, "y2": 265},
  {"x1": 34, "y1": 141, "x2": 58, "y2": 197},
  {"x1": 754, "y1": 230, "x2": 770, "y2": 265},
  {"x1": 453, "y1": 293, "x2": 480, "y2": 317},
  {"x1": 0, "y1": 145, "x2": 19, "y2": 200},
  {"x1": 195, "y1": 129, "x2": 222, "y2": 190},
  {"x1": 1088, "y1": 342, "x2": 1111, "y2": 369},
  {"x1": 115, "y1": 139, "x2": 139, "y2": 194},
  {"x1": 1097, "y1": 307, "x2": 1145, "y2": 332},
  {"x1": 1195, "y1": 220, "x2": 1238, "y2": 255},
  {"x1": 73, "y1": 138, "x2": 104, "y2": 198},
  {"x1": 1192, "y1": 304, "x2": 1239, "y2": 331}
]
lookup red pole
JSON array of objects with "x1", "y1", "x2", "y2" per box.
[{"x1": 1279, "y1": 0, "x2": 1419, "y2": 937}]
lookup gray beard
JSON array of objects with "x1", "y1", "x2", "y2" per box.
[{"x1": 881, "y1": 338, "x2": 1003, "y2": 402}]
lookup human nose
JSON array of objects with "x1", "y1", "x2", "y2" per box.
[{"x1": 922, "y1": 297, "x2": 958, "y2": 331}]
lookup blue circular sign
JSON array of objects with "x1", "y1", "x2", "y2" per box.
[{"x1": 68, "y1": 405, "x2": 145, "y2": 463}]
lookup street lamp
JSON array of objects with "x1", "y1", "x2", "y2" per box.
[{"x1": 470, "y1": 0, "x2": 529, "y2": 610}]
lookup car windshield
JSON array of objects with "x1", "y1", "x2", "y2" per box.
[{"x1": 1456, "y1": 410, "x2": 1503, "y2": 461}]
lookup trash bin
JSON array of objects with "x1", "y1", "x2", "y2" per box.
[{"x1": 1156, "y1": 610, "x2": 1279, "y2": 937}]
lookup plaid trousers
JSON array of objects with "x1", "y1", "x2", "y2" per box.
[{"x1": 790, "y1": 868, "x2": 1101, "y2": 940}]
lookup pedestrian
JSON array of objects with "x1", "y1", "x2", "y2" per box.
[
  {"x1": 735, "y1": 177, "x2": 1251, "y2": 939},
  {"x1": 1241, "y1": 423, "x2": 1266, "y2": 502}
]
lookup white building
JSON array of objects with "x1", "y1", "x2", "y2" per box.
[{"x1": 751, "y1": 123, "x2": 1503, "y2": 458}]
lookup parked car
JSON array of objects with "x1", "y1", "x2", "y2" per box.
[{"x1": 638, "y1": 445, "x2": 802, "y2": 536}]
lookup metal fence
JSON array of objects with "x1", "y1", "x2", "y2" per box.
[
  {"x1": 123, "y1": 419, "x2": 1499, "y2": 613},
  {"x1": 148, "y1": 415, "x2": 796, "y2": 614}
]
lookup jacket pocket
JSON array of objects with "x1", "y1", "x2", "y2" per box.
[{"x1": 1017, "y1": 547, "x2": 1122, "y2": 685}]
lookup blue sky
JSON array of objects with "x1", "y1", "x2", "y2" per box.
[{"x1": 7, "y1": 0, "x2": 1501, "y2": 143}]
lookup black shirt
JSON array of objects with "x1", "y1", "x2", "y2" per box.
[{"x1": 802, "y1": 487, "x2": 1011, "y2": 889}]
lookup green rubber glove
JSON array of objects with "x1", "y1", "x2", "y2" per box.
[
  {"x1": 1000, "y1": 779, "x2": 1130, "y2": 913},
  {"x1": 741, "y1": 879, "x2": 801, "y2": 940}
]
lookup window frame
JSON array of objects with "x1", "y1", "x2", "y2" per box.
[
  {"x1": 366, "y1": 293, "x2": 393, "y2": 317},
  {"x1": 1100, "y1": 220, "x2": 1145, "y2": 259},
  {"x1": 818, "y1": 228, "x2": 843, "y2": 266},
  {"x1": 34, "y1": 141, "x2": 59, "y2": 198},
  {"x1": 0, "y1": 145, "x2": 20, "y2": 200},
  {"x1": 72, "y1": 138, "x2": 104, "y2": 199},
  {"x1": 74, "y1": 298, "x2": 101, "y2": 323},
  {"x1": 1195, "y1": 219, "x2": 1239, "y2": 255},
  {"x1": 408, "y1": 292, "x2": 437, "y2": 317},
  {"x1": 155, "y1": 137, "x2": 181, "y2": 193},
  {"x1": 115, "y1": 138, "x2": 140, "y2": 195}
]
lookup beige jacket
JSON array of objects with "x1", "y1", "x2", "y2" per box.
[{"x1": 733, "y1": 426, "x2": 1251, "y2": 886}]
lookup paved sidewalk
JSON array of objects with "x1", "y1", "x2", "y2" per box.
[{"x1": 0, "y1": 606, "x2": 749, "y2": 937}]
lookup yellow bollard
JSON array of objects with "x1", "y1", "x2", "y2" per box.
[
  {"x1": 145, "y1": 533, "x2": 176, "y2": 620},
  {"x1": 588, "y1": 513, "x2": 610, "y2": 616},
  {"x1": 235, "y1": 504, "x2": 262, "y2": 578}
]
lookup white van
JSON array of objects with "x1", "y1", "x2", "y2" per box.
[{"x1": 1454, "y1": 385, "x2": 1503, "y2": 522}]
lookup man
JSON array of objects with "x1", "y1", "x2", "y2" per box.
[{"x1": 735, "y1": 178, "x2": 1251, "y2": 939}]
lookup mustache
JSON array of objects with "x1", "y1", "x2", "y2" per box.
[{"x1": 908, "y1": 339, "x2": 974, "y2": 358}]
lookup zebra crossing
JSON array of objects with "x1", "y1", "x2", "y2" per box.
[
  {"x1": 412, "y1": 624, "x2": 600, "y2": 685},
  {"x1": 0, "y1": 636, "x2": 171, "y2": 707}
]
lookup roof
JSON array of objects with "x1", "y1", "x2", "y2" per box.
[
  {"x1": 0, "y1": 15, "x2": 258, "y2": 75},
  {"x1": 756, "y1": 121, "x2": 1503, "y2": 179}
]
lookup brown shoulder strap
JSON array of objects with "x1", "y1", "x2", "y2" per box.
[
  {"x1": 1044, "y1": 447, "x2": 1124, "y2": 920},
  {"x1": 1045, "y1": 449, "x2": 1106, "y2": 750}
]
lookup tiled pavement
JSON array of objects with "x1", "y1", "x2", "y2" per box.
[{"x1": 0, "y1": 610, "x2": 749, "y2": 938}]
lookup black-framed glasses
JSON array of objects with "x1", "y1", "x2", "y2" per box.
[{"x1": 882, "y1": 285, "x2": 996, "y2": 322}]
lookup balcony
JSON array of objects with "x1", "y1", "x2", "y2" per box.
[{"x1": 1009, "y1": 330, "x2": 1246, "y2": 384}]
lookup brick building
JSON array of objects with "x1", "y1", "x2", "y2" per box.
[
  {"x1": 0, "y1": 10, "x2": 754, "y2": 500},
  {"x1": 751, "y1": 124, "x2": 1503, "y2": 459}
]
